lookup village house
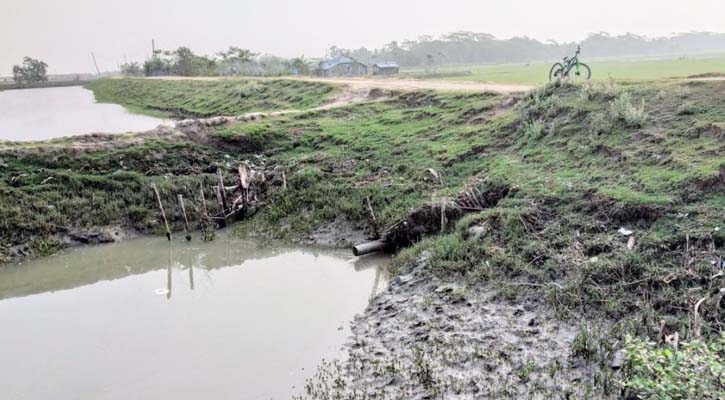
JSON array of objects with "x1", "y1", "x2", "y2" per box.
[
  {"x1": 315, "y1": 56, "x2": 368, "y2": 77},
  {"x1": 372, "y1": 62, "x2": 400, "y2": 76}
]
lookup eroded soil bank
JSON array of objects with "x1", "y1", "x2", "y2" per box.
[{"x1": 1, "y1": 77, "x2": 724, "y2": 398}]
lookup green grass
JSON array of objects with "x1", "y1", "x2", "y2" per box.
[
  {"x1": 624, "y1": 335, "x2": 725, "y2": 399},
  {"x1": 403, "y1": 55, "x2": 725, "y2": 84},
  {"x1": 87, "y1": 78, "x2": 338, "y2": 118},
  {"x1": 0, "y1": 139, "x2": 236, "y2": 261}
]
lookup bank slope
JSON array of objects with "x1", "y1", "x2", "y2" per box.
[{"x1": 87, "y1": 77, "x2": 338, "y2": 118}]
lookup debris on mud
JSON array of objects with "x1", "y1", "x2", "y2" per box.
[
  {"x1": 305, "y1": 216, "x2": 369, "y2": 247},
  {"x1": 354, "y1": 179, "x2": 518, "y2": 255},
  {"x1": 296, "y1": 253, "x2": 602, "y2": 399}
]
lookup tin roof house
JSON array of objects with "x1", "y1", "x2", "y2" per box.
[
  {"x1": 372, "y1": 62, "x2": 400, "y2": 75},
  {"x1": 315, "y1": 56, "x2": 368, "y2": 77}
]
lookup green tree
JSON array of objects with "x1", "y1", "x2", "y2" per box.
[
  {"x1": 217, "y1": 46, "x2": 255, "y2": 64},
  {"x1": 288, "y1": 56, "x2": 312, "y2": 75},
  {"x1": 12, "y1": 57, "x2": 48, "y2": 85},
  {"x1": 169, "y1": 47, "x2": 216, "y2": 76},
  {"x1": 120, "y1": 62, "x2": 142, "y2": 76}
]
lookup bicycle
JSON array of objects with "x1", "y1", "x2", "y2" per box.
[{"x1": 549, "y1": 46, "x2": 591, "y2": 82}]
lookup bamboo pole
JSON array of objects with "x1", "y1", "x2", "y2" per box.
[
  {"x1": 238, "y1": 164, "x2": 249, "y2": 189},
  {"x1": 177, "y1": 194, "x2": 191, "y2": 241},
  {"x1": 199, "y1": 182, "x2": 208, "y2": 216},
  {"x1": 217, "y1": 169, "x2": 229, "y2": 227},
  {"x1": 214, "y1": 185, "x2": 226, "y2": 228},
  {"x1": 217, "y1": 169, "x2": 227, "y2": 212},
  {"x1": 152, "y1": 184, "x2": 171, "y2": 241},
  {"x1": 238, "y1": 164, "x2": 249, "y2": 206},
  {"x1": 366, "y1": 196, "x2": 379, "y2": 238}
]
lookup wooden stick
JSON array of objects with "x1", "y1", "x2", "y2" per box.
[
  {"x1": 238, "y1": 164, "x2": 250, "y2": 189},
  {"x1": 440, "y1": 200, "x2": 447, "y2": 232},
  {"x1": 238, "y1": 164, "x2": 250, "y2": 206},
  {"x1": 177, "y1": 194, "x2": 191, "y2": 241},
  {"x1": 152, "y1": 183, "x2": 171, "y2": 241},
  {"x1": 282, "y1": 171, "x2": 287, "y2": 190},
  {"x1": 199, "y1": 182, "x2": 208, "y2": 216},
  {"x1": 217, "y1": 169, "x2": 228, "y2": 212},
  {"x1": 366, "y1": 196, "x2": 379, "y2": 238},
  {"x1": 214, "y1": 185, "x2": 226, "y2": 228}
]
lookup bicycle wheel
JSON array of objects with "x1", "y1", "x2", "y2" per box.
[
  {"x1": 549, "y1": 63, "x2": 564, "y2": 82},
  {"x1": 569, "y1": 63, "x2": 591, "y2": 81}
]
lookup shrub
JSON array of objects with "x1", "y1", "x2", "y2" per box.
[
  {"x1": 624, "y1": 335, "x2": 725, "y2": 399},
  {"x1": 588, "y1": 112, "x2": 613, "y2": 135},
  {"x1": 580, "y1": 80, "x2": 620, "y2": 101},
  {"x1": 127, "y1": 205, "x2": 149, "y2": 225},
  {"x1": 520, "y1": 119, "x2": 546, "y2": 142},
  {"x1": 609, "y1": 92, "x2": 648, "y2": 127},
  {"x1": 572, "y1": 325, "x2": 598, "y2": 360},
  {"x1": 235, "y1": 81, "x2": 262, "y2": 98},
  {"x1": 676, "y1": 101, "x2": 700, "y2": 115}
]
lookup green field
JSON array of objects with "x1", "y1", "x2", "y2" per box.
[{"x1": 403, "y1": 55, "x2": 725, "y2": 84}]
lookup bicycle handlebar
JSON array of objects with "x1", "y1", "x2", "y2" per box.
[{"x1": 563, "y1": 46, "x2": 582, "y2": 62}]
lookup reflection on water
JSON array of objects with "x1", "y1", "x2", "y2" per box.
[
  {"x1": 0, "y1": 233, "x2": 389, "y2": 400},
  {"x1": 0, "y1": 86, "x2": 168, "y2": 141}
]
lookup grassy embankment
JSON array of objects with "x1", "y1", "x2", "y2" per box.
[
  {"x1": 86, "y1": 78, "x2": 338, "y2": 118},
  {"x1": 0, "y1": 80, "x2": 93, "y2": 92},
  {"x1": 2, "y1": 77, "x2": 724, "y2": 396},
  {"x1": 213, "y1": 79, "x2": 723, "y2": 397},
  {"x1": 403, "y1": 54, "x2": 725, "y2": 84},
  {"x1": 0, "y1": 78, "x2": 338, "y2": 260}
]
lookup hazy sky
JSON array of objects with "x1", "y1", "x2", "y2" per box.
[{"x1": 2, "y1": 0, "x2": 724, "y2": 74}]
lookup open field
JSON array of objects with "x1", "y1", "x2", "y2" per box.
[{"x1": 403, "y1": 54, "x2": 725, "y2": 84}]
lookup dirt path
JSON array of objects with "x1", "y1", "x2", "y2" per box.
[
  {"x1": 686, "y1": 76, "x2": 725, "y2": 82},
  {"x1": 290, "y1": 76, "x2": 533, "y2": 93},
  {"x1": 147, "y1": 75, "x2": 534, "y2": 93}
]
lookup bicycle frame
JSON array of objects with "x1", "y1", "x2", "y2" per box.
[
  {"x1": 565, "y1": 58, "x2": 580, "y2": 76},
  {"x1": 562, "y1": 49, "x2": 581, "y2": 76}
]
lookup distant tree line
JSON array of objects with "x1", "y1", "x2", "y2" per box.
[
  {"x1": 123, "y1": 46, "x2": 313, "y2": 77},
  {"x1": 328, "y1": 32, "x2": 725, "y2": 67},
  {"x1": 12, "y1": 57, "x2": 48, "y2": 85},
  {"x1": 116, "y1": 31, "x2": 725, "y2": 78}
]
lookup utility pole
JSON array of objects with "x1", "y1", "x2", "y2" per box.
[
  {"x1": 90, "y1": 52, "x2": 101, "y2": 77},
  {"x1": 152, "y1": 39, "x2": 155, "y2": 57}
]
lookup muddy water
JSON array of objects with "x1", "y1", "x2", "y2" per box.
[
  {"x1": 0, "y1": 86, "x2": 168, "y2": 141},
  {"x1": 0, "y1": 233, "x2": 388, "y2": 399}
]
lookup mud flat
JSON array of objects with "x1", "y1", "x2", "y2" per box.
[{"x1": 297, "y1": 252, "x2": 603, "y2": 399}]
